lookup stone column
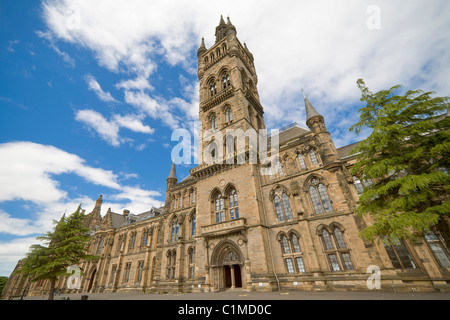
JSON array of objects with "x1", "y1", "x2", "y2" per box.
[{"x1": 230, "y1": 265, "x2": 236, "y2": 288}]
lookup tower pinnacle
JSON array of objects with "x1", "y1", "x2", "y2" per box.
[
  {"x1": 167, "y1": 162, "x2": 177, "y2": 186},
  {"x1": 302, "y1": 89, "x2": 322, "y2": 123}
]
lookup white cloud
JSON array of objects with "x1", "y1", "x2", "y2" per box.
[
  {"x1": 85, "y1": 74, "x2": 118, "y2": 103},
  {"x1": 112, "y1": 114, "x2": 154, "y2": 134},
  {"x1": 75, "y1": 109, "x2": 122, "y2": 147},
  {"x1": 40, "y1": 0, "x2": 450, "y2": 149},
  {"x1": 0, "y1": 211, "x2": 36, "y2": 236},
  {"x1": 123, "y1": 90, "x2": 180, "y2": 129},
  {"x1": 0, "y1": 141, "x2": 163, "y2": 275},
  {"x1": 36, "y1": 30, "x2": 75, "y2": 67},
  {"x1": 0, "y1": 237, "x2": 41, "y2": 276},
  {"x1": 75, "y1": 109, "x2": 155, "y2": 146},
  {"x1": 115, "y1": 76, "x2": 154, "y2": 91},
  {"x1": 0, "y1": 141, "x2": 121, "y2": 203},
  {"x1": 0, "y1": 141, "x2": 162, "y2": 212}
]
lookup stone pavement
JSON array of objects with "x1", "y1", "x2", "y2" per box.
[{"x1": 22, "y1": 289, "x2": 450, "y2": 300}]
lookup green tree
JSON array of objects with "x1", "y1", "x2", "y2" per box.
[
  {"x1": 0, "y1": 276, "x2": 8, "y2": 298},
  {"x1": 15, "y1": 205, "x2": 98, "y2": 300},
  {"x1": 349, "y1": 79, "x2": 450, "y2": 243}
]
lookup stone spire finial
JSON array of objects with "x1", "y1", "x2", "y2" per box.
[
  {"x1": 302, "y1": 89, "x2": 322, "y2": 122},
  {"x1": 168, "y1": 162, "x2": 177, "y2": 180}
]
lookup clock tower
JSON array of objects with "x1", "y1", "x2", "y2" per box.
[{"x1": 196, "y1": 16, "x2": 266, "y2": 165}]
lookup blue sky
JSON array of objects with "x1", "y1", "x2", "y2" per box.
[{"x1": 1, "y1": 0, "x2": 449, "y2": 276}]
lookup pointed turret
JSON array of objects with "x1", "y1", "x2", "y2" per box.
[
  {"x1": 226, "y1": 16, "x2": 237, "y2": 35},
  {"x1": 197, "y1": 37, "x2": 207, "y2": 80},
  {"x1": 167, "y1": 162, "x2": 177, "y2": 187},
  {"x1": 215, "y1": 15, "x2": 229, "y2": 43},
  {"x1": 165, "y1": 162, "x2": 177, "y2": 212},
  {"x1": 84, "y1": 195, "x2": 103, "y2": 230},
  {"x1": 302, "y1": 89, "x2": 323, "y2": 125},
  {"x1": 301, "y1": 90, "x2": 339, "y2": 166},
  {"x1": 197, "y1": 37, "x2": 206, "y2": 57}
]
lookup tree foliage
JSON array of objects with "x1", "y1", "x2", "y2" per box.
[
  {"x1": 15, "y1": 205, "x2": 98, "y2": 300},
  {"x1": 350, "y1": 79, "x2": 450, "y2": 242}
]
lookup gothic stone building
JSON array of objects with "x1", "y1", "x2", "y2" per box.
[{"x1": 4, "y1": 17, "x2": 450, "y2": 298}]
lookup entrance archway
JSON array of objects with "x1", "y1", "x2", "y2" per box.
[{"x1": 210, "y1": 240, "x2": 245, "y2": 290}]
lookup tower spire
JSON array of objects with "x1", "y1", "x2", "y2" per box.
[
  {"x1": 215, "y1": 14, "x2": 231, "y2": 43},
  {"x1": 302, "y1": 89, "x2": 322, "y2": 123},
  {"x1": 197, "y1": 37, "x2": 206, "y2": 57},
  {"x1": 167, "y1": 162, "x2": 177, "y2": 187}
]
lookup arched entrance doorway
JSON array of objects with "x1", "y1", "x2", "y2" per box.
[
  {"x1": 222, "y1": 251, "x2": 242, "y2": 289},
  {"x1": 210, "y1": 240, "x2": 245, "y2": 290}
]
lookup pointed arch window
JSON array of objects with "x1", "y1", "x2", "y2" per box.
[
  {"x1": 225, "y1": 106, "x2": 233, "y2": 123},
  {"x1": 279, "y1": 232, "x2": 306, "y2": 273},
  {"x1": 225, "y1": 134, "x2": 236, "y2": 157},
  {"x1": 319, "y1": 226, "x2": 354, "y2": 271},
  {"x1": 188, "y1": 247, "x2": 195, "y2": 279},
  {"x1": 353, "y1": 176, "x2": 364, "y2": 195},
  {"x1": 210, "y1": 82, "x2": 217, "y2": 97},
  {"x1": 191, "y1": 213, "x2": 196, "y2": 238},
  {"x1": 210, "y1": 115, "x2": 218, "y2": 130},
  {"x1": 96, "y1": 237, "x2": 104, "y2": 255},
  {"x1": 142, "y1": 228, "x2": 150, "y2": 247},
  {"x1": 424, "y1": 230, "x2": 450, "y2": 268},
  {"x1": 191, "y1": 189, "x2": 196, "y2": 204},
  {"x1": 291, "y1": 233, "x2": 301, "y2": 253},
  {"x1": 117, "y1": 234, "x2": 124, "y2": 253},
  {"x1": 215, "y1": 193, "x2": 225, "y2": 223},
  {"x1": 167, "y1": 250, "x2": 176, "y2": 279},
  {"x1": 298, "y1": 153, "x2": 307, "y2": 170},
  {"x1": 171, "y1": 216, "x2": 179, "y2": 242},
  {"x1": 273, "y1": 192, "x2": 293, "y2": 222},
  {"x1": 334, "y1": 228, "x2": 346, "y2": 249},
  {"x1": 222, "y1": 74, "x2": 230, "y2": 89},
  {"x1": 209, "y1": 141, "x2": 218, "y2": 162},
  {"x1": 276, "y1": 158, "x2": 283, "y2": 176},
  {"x1": 281, "y1": 236, "x2": 290, "y2": 254},
  {"x1": 129, "y1": 232, "x2": 137, "y2": 250},
  {"x1": 353, "y1": 175, "x2": 373, "y2": 195},
  {"x1": 124, "y1": 262, "x2": 132, "y2": 283},
  {"x1": 229, "y1": 189, "x2": 239, "y2": 220},
  {"x1": 383, "y1": 237, "x2": 417, "y2": 270},
  {"x1": 282, "y1": 194, "x2": 293, "y2": 220},
  {"x1": 309, "y1": 149, "x2": 319, "y2": 166},
  {"x1": 309, "y1": 178, "x2": 333, "y2": 214}
]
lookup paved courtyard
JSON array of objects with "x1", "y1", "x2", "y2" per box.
[{"x1": 22, "y1": 289, "x2": 450, "y2": 300}]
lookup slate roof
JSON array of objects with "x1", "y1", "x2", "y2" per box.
[
  {"x1": 106, "y1": 206, "x2": 164, "y2": 229},
  {"x1": 336, "y1": 141, "x2": 362, "y2": 159}
]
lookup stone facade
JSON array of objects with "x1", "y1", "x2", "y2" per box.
[{"x1": 3, "y1": 17, "x2": 450, "y2": 299}]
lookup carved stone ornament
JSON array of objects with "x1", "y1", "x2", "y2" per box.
[
  {"x1": 223, "y1": 251, "x2": 239, "y2": 263},
  {"x1": 290, "y1": 180, "x2": 300, "y2": 196}
]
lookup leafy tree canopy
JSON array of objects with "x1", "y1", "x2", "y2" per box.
[
  {"x1": 349, "y1": 79, "x2": 450, "y2": 243},
  {"x1": 15, "y1": 205, "x2": 98, "y2": 299}
]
